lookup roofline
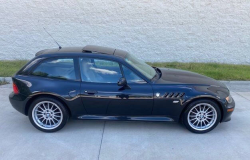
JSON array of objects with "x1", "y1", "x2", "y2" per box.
[{"x1": 35, "y1": 45, "x2": 128, "y2": 59}]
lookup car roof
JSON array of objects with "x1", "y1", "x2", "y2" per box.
[{"x1": 35, "y1": 45, "x2": 128, "y2": 58}]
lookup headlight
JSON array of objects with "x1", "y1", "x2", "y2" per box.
[{"x1": 226, "y1": 95, "x2": 233, "y2": 103}]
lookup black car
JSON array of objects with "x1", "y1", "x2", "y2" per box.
[{"x1": 9, "y1": 45, "x2": 235, "y2": 133}]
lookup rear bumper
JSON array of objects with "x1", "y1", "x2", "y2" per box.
[
  {"x1": 221, "y1": 97, "x2": 235, "y2": 122},
  {"x1": 9, "y1": 92, "x2": 28, "y2": 115}
]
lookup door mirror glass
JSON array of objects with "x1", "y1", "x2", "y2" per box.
[{"x1": 117, "y1": 77, "x2": 127, "y2": 86}]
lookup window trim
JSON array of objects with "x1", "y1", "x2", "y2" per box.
[{"x1": 28, "y1": 57, "x2": 80, "y2": 82}]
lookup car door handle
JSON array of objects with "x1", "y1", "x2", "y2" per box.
[{"x1": 84, "y1": 90, "x2": 98, "y2": 95}]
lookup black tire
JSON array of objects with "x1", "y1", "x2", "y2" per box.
[
  {"x1": 182, "y1": 99, "x2": 221, "y2": 134},
  {"x1": 28, "y1": 97, "x2": 69, "y2": 132}
]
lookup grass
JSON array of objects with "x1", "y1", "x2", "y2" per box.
[
  {"x1": 0, "y1": 60, "x2": 29, "y2": 77},
  {"x1": 148, "y1": 62, "x2": 250, "y2": 80},
  {"x1": 0, "y1": 60, "x2": 249, "y2": 80}
]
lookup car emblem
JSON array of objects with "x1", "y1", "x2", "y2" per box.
[{"x1": 155, "y1": 93, "x2": 160, "y2": 97}]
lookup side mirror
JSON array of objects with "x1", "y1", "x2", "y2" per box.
[{"x1": 117, "y1": 77, "x2": 127, "y2": 86}]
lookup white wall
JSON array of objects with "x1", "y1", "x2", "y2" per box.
[{"x1": 0, "y1": 0, "x2": 250, "y2": 64}]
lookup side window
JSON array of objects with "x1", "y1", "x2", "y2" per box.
[
  {"x1": 79, "y1": 58, "x2": 122, "y2": 83},
  {"x1": 31, "y1": 58, "x2": 76, "y2": 80},
  {"x1": 122, "y1": 65, "x2": 146, "y2": 84}
]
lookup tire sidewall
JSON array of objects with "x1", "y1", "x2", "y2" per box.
[
  {"x1": 183, "y1": 99, "x2": 221, "y2": 134},
  {"x1": 28, "y1": 97, "x2": 69, "y2": 132}
]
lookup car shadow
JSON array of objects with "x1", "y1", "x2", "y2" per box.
[
  {"x1": 11, "y1": 115, "x2": 229, "y2": 135},
  {"x1": 62, "y1": 119, "x2": 189, "y2": 134}
]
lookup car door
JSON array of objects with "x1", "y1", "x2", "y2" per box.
[{"x1": 79, "y1": 57, "x2": 153, "y2": 116}]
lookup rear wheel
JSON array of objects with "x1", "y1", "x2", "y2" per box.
[
  {"x1": 183, "y1": 100, "x2": 221, "y2": 133},
  {"x1": 28, "y1": 97, "x2": 69, "y2": 132}
]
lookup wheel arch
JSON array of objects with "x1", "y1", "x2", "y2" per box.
[
  {"x1": 25, "y1": 94, "x2": 72, "y2": 117},
  {"x1": 179, "y1": 97, "x2": 224, "y2": 122}
]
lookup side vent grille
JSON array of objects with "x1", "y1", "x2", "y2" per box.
[{"x1": 164, "y1": 92, "x2": 185, "y2": 98}]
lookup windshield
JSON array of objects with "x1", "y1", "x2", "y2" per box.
[{"x1": 125, "y1": 53, "x2": 156, "y2": 80}]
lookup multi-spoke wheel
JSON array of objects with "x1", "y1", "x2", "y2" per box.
[
  {"x1": 28, "y1": 97, "x2": 69, "y2": 132},
  {"x1": 183, "y1": 100, "x2": 221, "y2": 133}
]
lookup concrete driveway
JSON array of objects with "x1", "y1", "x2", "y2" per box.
[{"x1": 0, "y1": 82, "x2": 250, "y2": 160}]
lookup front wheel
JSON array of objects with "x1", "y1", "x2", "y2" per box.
[
  {"x1": 183, "y1": 100, "x2": 221, "y2": 133},
  {"x1": 28, "y1": 97, "x2": 69, "y2": 132}
]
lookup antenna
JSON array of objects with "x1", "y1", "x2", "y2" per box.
[{"x1": 43, "y1": 27, "x2": 62, "y2": 49}]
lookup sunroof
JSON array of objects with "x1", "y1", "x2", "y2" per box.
[{"x1": 82, "y1": 45, "x2": 115, "y2": 55}]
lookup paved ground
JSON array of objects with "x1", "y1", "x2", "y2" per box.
[{"x1": 0, "y1": 82, "x2": 250, "y2": 160}]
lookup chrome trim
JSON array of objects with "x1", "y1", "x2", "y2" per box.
[
  {"x1": 173, "y1": 100, "x2": 179, "y2": 103},
  {"x1": 78, "y1": 115, "x2": 174, "y2": 122},
  {"x1": 155, "y1": 93, "x2": 160, "y2": 97}
]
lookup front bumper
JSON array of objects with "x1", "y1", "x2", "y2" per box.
[
  {"x1": 221, "y1": 97, "x2": 235, "y2": 122},
  {"x1": 9, "y1": 92, "x2": 28, "y2": 115}
]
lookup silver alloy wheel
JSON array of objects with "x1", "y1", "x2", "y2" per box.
[
  {"x1": 187, "y1": 103, "x2": 217, "y2": 131},
  {"x1": 32, "y1": 101, "x2": 63, "y2": 130}
]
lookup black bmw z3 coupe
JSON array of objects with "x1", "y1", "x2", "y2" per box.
[{"x1": 9, "y1": 45, "x2": 235, "y2": 133}]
